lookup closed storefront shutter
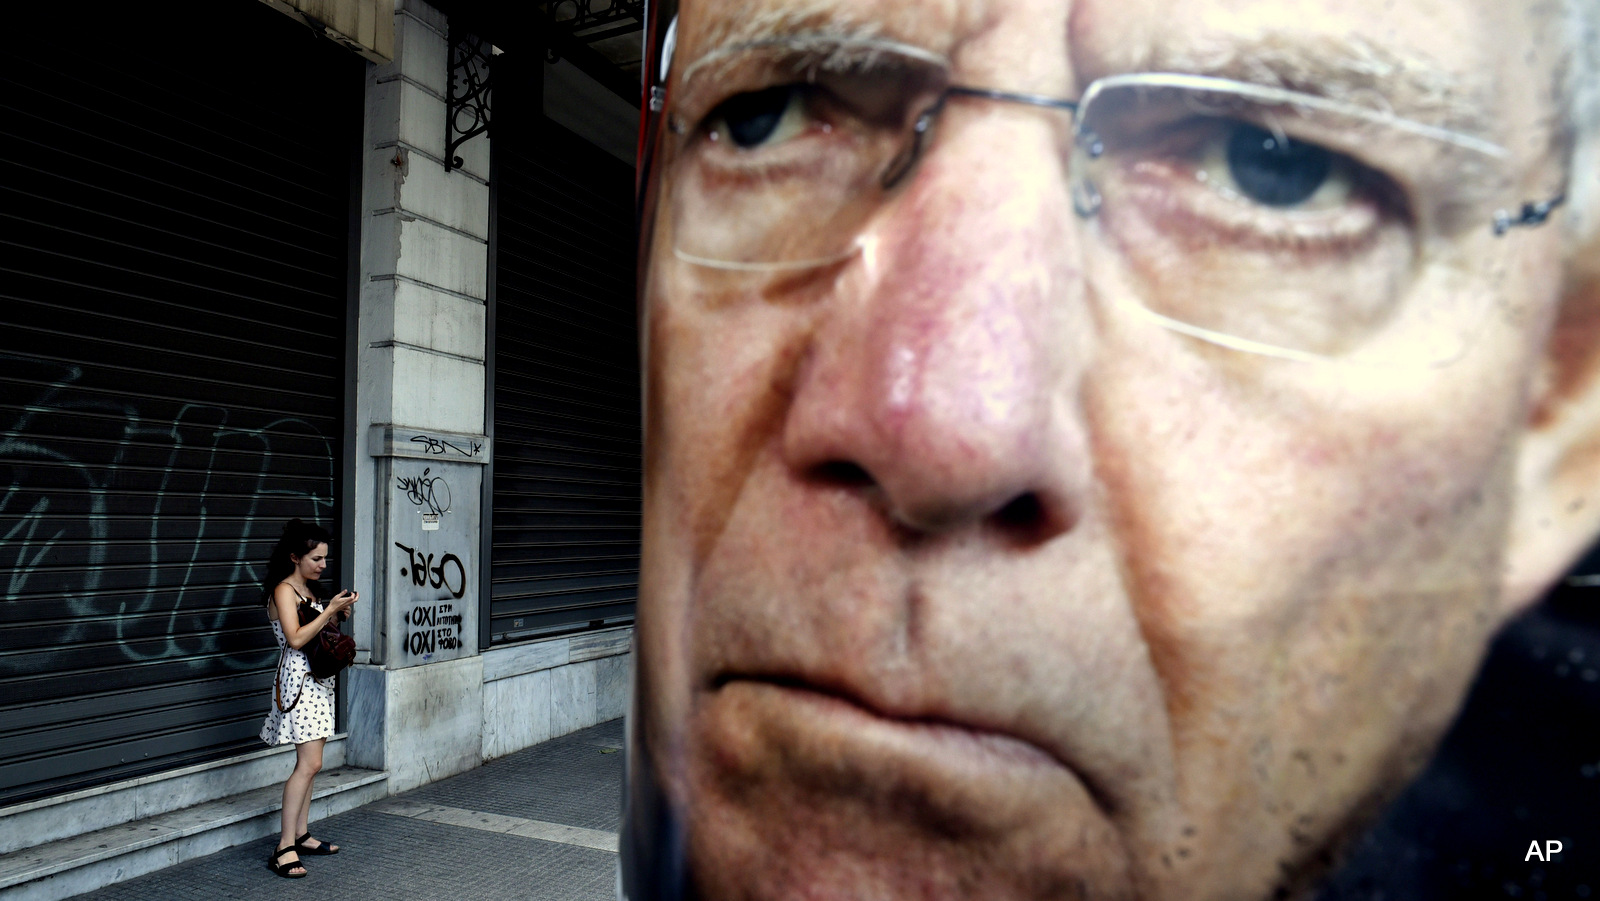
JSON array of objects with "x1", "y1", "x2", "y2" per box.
[
  {"x1": 490, "y1": 80, "x2": 641, "y2": 642},
  {"x1": 0, "y1": 3, "x2": 360, "y2": 805}
]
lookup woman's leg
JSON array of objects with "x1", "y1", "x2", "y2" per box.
[
  {"x1": 293, "y1": 739, "x2": 338, "y2": 852},
  {"x1": 277, "y1": 740, "x2": 323, "y2": 866}
]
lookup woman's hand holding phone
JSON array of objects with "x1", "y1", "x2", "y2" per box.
[{"x1": 329, "y1": 589, "x2": 358, "y2": 620}]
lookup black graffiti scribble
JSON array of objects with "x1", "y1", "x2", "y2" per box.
[
  {"x1": 396, "y1": 467, "x2": 451, "y2": 515},
  {"x1": 409, "y1": 434, "x2": 482, "y2": 458},
  {"x1": 404, "y1": 627, "x2": 463, "y2": 656},
  {"x1": 407, "y1": 630, "x2": 463, "y2": 656},
  {"x1": 402, "y1": 602, "x2": 464, "y2": 656},
  {"x1": 404, "y1": 602, "x2": 460, "y2": 628},
  {"x1": 394, "y1": 541, "x2": 468, "y2": 599}
]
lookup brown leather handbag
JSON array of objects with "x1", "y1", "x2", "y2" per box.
[{"x1": 296, "y1": 599, "x2": 356, "y2": 680}]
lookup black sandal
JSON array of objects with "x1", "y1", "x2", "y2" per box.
[
  {"x1": 267, "y1": 845, "x2": 307, "y2": 878},
  {"x1": 295, "y1": 831, "x2": 340, "y2": 855}
]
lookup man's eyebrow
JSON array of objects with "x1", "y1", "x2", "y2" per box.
[
  {"x1": 1133, "y1": 34, "x2": 1499, "y2": 140},
  {"x1": 685, "y1": 1, "x2": 956, "y2": 73},
  {"x1": 697, "y1": 7, "x2": 883, "y2": 54}
]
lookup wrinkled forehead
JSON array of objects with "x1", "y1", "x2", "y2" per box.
[
  {"x1": 674, "y1": 0, "x2": 1563, "y2": 145},
  {"x1": 674, "y1": 0, "x2": 971, "y2": 63}
]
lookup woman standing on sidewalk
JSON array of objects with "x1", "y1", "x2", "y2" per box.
[{"x1": 259, "y1": 519, "x2": 357, "y2": 878}]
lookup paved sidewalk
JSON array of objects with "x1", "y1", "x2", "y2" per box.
[{"x1": 71, "y1": 719, "x2": 625, "y2": 901}]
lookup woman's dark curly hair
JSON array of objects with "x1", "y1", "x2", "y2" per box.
[{"x1": 261, "y1": 518, "x2": 332, "y2": 604}]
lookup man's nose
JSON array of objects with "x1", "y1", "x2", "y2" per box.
[{"x1": 780, "y1": 112, "x2": 1093, "y2": 540}]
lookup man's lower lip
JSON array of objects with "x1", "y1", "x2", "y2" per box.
[
  {"x1": 688, "y1": 681, "x2": 1137, "y2": 891},
  {"x1": 715, "y1": 678, "x2": 1063, "y2": 771}
]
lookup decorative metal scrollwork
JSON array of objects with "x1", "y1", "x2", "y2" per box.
[
  {"x1": 545, "y1": 0, "x2": 645, "y2": 63},
  {"x1": 548, "y1": 0, "x2": 645, "y2": 33},
  {"x1": 445, "y1": 26, "x2": 493, "y2": 172}
]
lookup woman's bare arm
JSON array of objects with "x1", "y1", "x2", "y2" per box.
[{"x1": 272, "y1": 584, "x2": 354, "y2": 649}]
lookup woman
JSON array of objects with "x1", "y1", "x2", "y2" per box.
[{"x1": 259, "y1": 518, "x2": 357, "y2": 879}]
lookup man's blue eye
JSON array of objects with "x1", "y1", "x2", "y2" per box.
[
  {"x1": 1225, "y1": 123, "x2": 1335, "y2": 207},
  {"x1": 714, "y1": 86, "x2": 801, "y2": 148}
]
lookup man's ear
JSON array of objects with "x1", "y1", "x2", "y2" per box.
[{"x1": 1503, "y1": 223, "x2": 1600, "y2": 617}]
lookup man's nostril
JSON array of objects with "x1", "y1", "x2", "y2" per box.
[
  {"x1": 811, "y1": 460, "x2": 875, "y2": 487},
  {"x1": 994, "y1": 493, "x2": 1046, "y2": 534}
]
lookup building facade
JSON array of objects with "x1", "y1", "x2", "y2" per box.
[{"x1": 0, "y1": 1, "x2": 642, "y2": 896}]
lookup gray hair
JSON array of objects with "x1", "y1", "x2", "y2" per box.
[{"x1": 1566, "y1": 0, "x2": 1600, "y2": 240}]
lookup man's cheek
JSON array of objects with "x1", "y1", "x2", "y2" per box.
[
  {"x1": 1114, "y1": 344, "x2": 1511, "y2": 577},
  {"x1": 1086, "y1": 355, "x2": 1507, "y2": 679}
]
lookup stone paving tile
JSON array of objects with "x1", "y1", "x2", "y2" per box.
[
  {"x1": 68, "y1": 720, "x2": 624, "y2": 901},
  {"x1": 373, "y1": 800, "x2": 620, "y2": 852},
  {"x1": 74, "y1": 814, "x2": 615, "y2": 901},
  {"x1": 406, "y1": 721, "x2": 626, "y2": 833}
]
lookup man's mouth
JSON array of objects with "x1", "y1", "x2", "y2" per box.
[
  {"x1": 704, "y1": 674, "x2": 1082, "y2": 786},
  {"x1": 684, "y1": 672, "x2": 1129, "y2": 859}
]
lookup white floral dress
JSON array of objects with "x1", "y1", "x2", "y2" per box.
[{"x1": 260, "y1": 598, "x2": 336, "y2": 746}]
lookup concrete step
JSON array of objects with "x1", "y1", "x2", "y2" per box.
[
  {"x1": 0, "y1": 766, "x2": 387, "y2": 901},
  {"x1": 0, "y1": 736, "x2": 354, "y2": 858}
]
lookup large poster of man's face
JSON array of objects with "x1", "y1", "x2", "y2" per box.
[{"x1": 623, "y1": 0, "x2": 1600, "y2": 897}]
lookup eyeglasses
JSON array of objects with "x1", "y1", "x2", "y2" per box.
[{"x1": 662, "y1": 38, "x2": 1566, "y2": 367}]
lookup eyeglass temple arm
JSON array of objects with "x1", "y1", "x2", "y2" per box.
[{"x1": 1493, "y1": 193, "x2": 1565, "y2": 236}]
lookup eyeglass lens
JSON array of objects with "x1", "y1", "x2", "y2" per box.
[{"x1": 667, "y1": 42, "x2": 1514, "y2": 365}]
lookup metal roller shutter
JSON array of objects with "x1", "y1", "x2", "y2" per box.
[
  {"x1": 0, "y1": 3, "x2": 360, "y2": 805},
  {"x1": 490, "y1": 93, "x2": 641, "y2": 642}
]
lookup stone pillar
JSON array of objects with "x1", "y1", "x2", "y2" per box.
[{"x1": 344, "y1": 0, "x2": 491, "y2": 793}]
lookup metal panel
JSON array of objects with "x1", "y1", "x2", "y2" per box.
[
  {"x1": 490, "y1": 66, "x2": 640, "y2": 643},
  {"x1": 0, "y1": 2, "x2": 360, "y2": 805}
]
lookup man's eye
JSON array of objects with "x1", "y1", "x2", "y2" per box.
[
  {"x1": 706, "y1": 85, "x2": 809, "y2": 149},
  {"x1": 1203, "y1": 122, "x2": 1356, "y2": 210}
]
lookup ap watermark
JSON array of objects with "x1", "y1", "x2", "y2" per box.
[{"x1": 1526, "y1": 840, "x2": 1566, "y2": 862}]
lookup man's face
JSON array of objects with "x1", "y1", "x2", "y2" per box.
[{"x1": 635, "y1": 0, "x2": 1582, "y2": 897}]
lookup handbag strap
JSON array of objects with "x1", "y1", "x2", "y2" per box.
[
  {"x1": 273, "y1": 644, "x2": 304, "y2": 713},
  {"x1": 281, "y1": 582, "x2": 320, "y2": 622}
]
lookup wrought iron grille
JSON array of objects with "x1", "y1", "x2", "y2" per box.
[
  {"x1": 445, "y1": 25, "x2": 493, "y2": 172},
  {"x1": 547, "y1": 0, "x2": 645, "y2": 36}
]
